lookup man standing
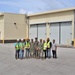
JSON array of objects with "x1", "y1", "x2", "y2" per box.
[
  {"x1": 25, "y1": 38, "x2": 30, "y2": 58},
  {"x1": 15, "y1": 39, "x2": 20, "y2": 59},
  {"x1": 34, "y1": 37, "x2": 39, "y2": 58},
  {"x1": 19, "y1": 39, "x2": 24, "y2": 59},
  {"x1": 38, "y1": 39, "x2": 43, "y2": 58},
  {"x1": 21, "y1": 39, "x2": 25, "y2": 59},
  {"x1": 30, "y1": 39, "x2": 34, "y2": 58},
  {"x1": 52, "y1": 39, "x2": 57, "y2": 59},
  {"x1": 43, "y1": 40, "x2": 47, "y2": 59},
  {"x1": 46, "y1": 38, "x2": 52, "y2": 58},
  {"x1": 23, "y1": 39, "x2": 26, "y2": 58}
]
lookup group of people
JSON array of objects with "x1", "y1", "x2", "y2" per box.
[{"x1": 15, "y1": 37, "x2": 57, "y2": 60}]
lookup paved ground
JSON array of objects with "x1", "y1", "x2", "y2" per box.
[{"x1": 0, "y1": 44, "x2": 75, "y2": 75}]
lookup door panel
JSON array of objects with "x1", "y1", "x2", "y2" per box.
[
  {"x1": 61, "y1": 22, "x2": 72, "y2": 45},
  {"x1": 50, "y1": 23, "x2": 59, "y2": 44},
  {"x1": 29, "y1": 25, "x2": 37, "y2": 40},
  {"x1": 38, "y1": 24, "x2": 46, "y2": 41}
]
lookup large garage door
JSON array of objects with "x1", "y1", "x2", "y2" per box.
[
  {"x1": 50, "y1": 23, "x2": 59, "y2": 44},
  {"x1": 38, "y1": 24, "x2": 46, "y2": 41},
  {"x1": 61, "y1": 22, "x2": 72, "y2": 45},
  {"x1": 29, "y1": 25, "x2": 37, "y2": 40}
]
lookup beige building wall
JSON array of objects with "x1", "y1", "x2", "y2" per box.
[
  {"x1": 0, "y1": 15, "x2": 4, "y2": 40},
  {"x1": 73, "y1": 10, "x2": 75, "y2": 46},
  {"x1": 4, "y1": 13, "x2": 27, "y2": 40},
  {"x1": 25, "y1": 16, "x2": 29, "y2": 38},
  {"x1": 29, "y1": 11, "x2": 73, "y2": 24},
  {"x1": 29, "y1": 10, "x2": 74, "y2": 40}
]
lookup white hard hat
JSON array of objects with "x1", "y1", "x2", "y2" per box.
[
  {"x1": 17, "y1": 39, "x2": 19, "y2": 41},
  {"x1": 21, "y1": 39, "x2": 23, "y2": 41}
]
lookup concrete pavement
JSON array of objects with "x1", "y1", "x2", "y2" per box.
[{"x1": 0, "y1": 44, "x2": 75, "y2": 75}]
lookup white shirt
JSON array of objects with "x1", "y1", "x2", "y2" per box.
[{"x1": 52, "y1": 43, "x2": 57, "y2": 50}]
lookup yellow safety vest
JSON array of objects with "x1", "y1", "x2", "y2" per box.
[
  {"x1": 19, "y1": 42, "x2": 24, "y2": 50},
  {"x1": 15, "y1": 43, "x2": 19, "y2": 50},
  {"x1": 43, "y1": 43, "x2": 47, "y2": 50},
  {"x1": 25, "y1": 42, "x2": 30, "y2": 48},
  {"x1": 47, "y1": 41, "x2": 50, "y2": 48}
]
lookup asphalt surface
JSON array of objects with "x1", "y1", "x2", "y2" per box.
[{"x1": 0, "y1": 44, "x2": 75, "y2": 75}]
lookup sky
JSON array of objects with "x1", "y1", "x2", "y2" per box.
[{"x1": 0, "y1": 0, "x2": 75, "y2": 14}]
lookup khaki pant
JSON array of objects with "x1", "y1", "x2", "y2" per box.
[{"x1": 30, "y1": 49, "x2": 34, "y2": 57}]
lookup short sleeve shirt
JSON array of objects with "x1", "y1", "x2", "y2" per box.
[{"x1": 52, "y1": 43, "x2": 57, "y2": 50}]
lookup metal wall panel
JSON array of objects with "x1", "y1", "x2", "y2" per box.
[
  {"x1": 29, "y1": 25, "x2": 37, "y2": 40},
  {"x1": 38, "y1": 24, "x2": 46, "y2": 41},
  {"x1": 50, "y1": 23, "x2": 59, "y2": 44},
  {"x1": 30, "y1": 22, "x2": 72, "y2": 45},
  {"x1": 61, "y1": 22, "x2": 72, "y2": 45}
]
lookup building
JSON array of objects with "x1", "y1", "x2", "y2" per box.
[
  {"x1": 0, "y1": 13, "x2": 28, "y2": 43},
  {"x1": 28, "y1": 8, "x2": 75, "y2": 45},
  {"x1": 0, "y1": 8, "x2": 75, "y2": 45}
]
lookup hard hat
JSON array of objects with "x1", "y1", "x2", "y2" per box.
[
  {"x1": 26, "y1": 38, "x2": 29, "y2": 40},
  {"x1": 21, "y1": 39, "x2": 23, "y2": 41},
  {"x1": 17, "y1": 39, "x2": 19, "y2": 41}
]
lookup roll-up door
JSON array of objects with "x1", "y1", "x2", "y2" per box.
[
  {"x1": 50, "y1": 23, "x2": 59, "y2": 44},
  {"x1": 29, "y1": 25, "x2": 37, "y2": 40},
  {"x1": 38, "y1": 24, "x2": 46, "y2": 41},
  {"x1": 61, "y1": 22, "x2": 72, "y2": 45}
]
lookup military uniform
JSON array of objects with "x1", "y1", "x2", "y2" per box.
[
  {"x1": 38, "y1": 42, "x2": 43, "y2": 58},
  {"x1": 30, "y1": 42, "x2": 34, "y2": 57},
  {"x1": 34, "y1": 41, "x2": 39, "y2": 58}
]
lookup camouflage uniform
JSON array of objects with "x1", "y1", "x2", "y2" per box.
[
  {"x1": 38, "y1": 42, "x2": 43, "y2": 58},
  {"x1": 34, "y1": 41, "x2": 39, "y2": 58},
  {"x1": 30, "y1": 42, "x2": 34, "y2": 57}
]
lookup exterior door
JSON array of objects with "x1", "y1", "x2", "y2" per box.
[
  {"x1": 50, "y1": 23, "x2": 59, "y2": 44},
  {"x1": 29, "y1": 25, "x2": 37, "y2": 40},
  {"x1": 61, "y1": 22, "x2": 72, "y2": 45},
  {"x1": 38, "y1": 24, "x2": 46, "y2": 41}
]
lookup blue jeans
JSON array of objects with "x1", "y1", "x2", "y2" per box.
[
  {"x1": 22, "y1": 50, "x2": 24, "y2": 59},
  {"x1": 19, "y1": 50, "x2": 22, "y2": 59},
  {"x1": 46, "y1": 48, "x2": 51, "y2": 58},
  {"x1": 19, "y1": 50, "x2": 24, "y2": 59},
  {"x1": 25, "y1": 48, "x2": 30, "y2": 58},
  {"x1": 15, "y1": 50, "x2": 20, "y2": 59}
]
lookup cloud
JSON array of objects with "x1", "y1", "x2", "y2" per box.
[
  {"x1": 19, "y1": 9, "x2": 26, "y2": 14},
  {"x1": 41, "y1": 0, "x2": 65, "y2": 10},
  {"x1": 0, "y1": 0, "x2": 75, "y2": 14},
  {"x1": 41, "y1": 0, "x2": 75, "y2": 10},
  {"x1": 19, "y1": 8, "x2": 33, "y2": 14}
]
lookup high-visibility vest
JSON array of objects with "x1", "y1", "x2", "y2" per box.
[
  {"x1": 43, "y1": 43, "x2": 47, "y2": 50},
  {"x1": 19, "y1": 42, "x2": 24, "y2": 50},
  {"x1": 47, "y1": 41, "x2": 50, "y2": 48},
  {"x1": 15, "y1": 43, "x2": 19, "y2": 50},
  {"x1": 25, "y1": 42, "x2": 30, "y2": 48},
  {"x1": 22, "y1": 42, "x2": 25, "y2": 48}
]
